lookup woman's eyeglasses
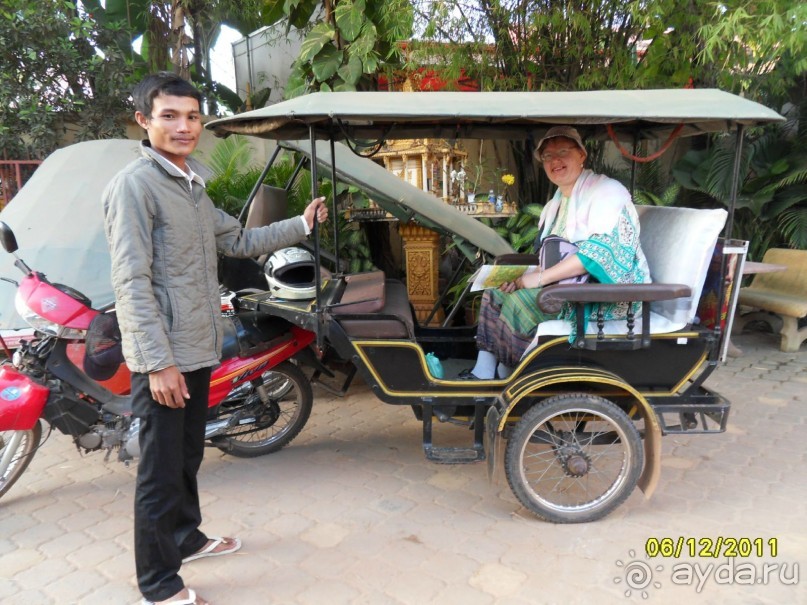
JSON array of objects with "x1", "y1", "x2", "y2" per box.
[{"x1": 540, "y1": 147, "x2": 577, "y2": 163}]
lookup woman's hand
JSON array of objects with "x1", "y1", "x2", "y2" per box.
[
  {"x1": 499, "y1": 279, "x2": 519, "y2": 293},
  {"x1": 506, "y1": 272, "x2": 543, "y2": 291}
]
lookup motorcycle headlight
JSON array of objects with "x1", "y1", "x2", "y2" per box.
[{"x1": 14, "y1": 294, "x2": 85, "y2": 339}]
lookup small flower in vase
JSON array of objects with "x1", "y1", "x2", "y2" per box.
[
  {"x1": 500, "y1": 174, "x2": 515, "y2": 213},
  {"x1": 501, "y1": 173, "x2": 515, "y2": 193}
]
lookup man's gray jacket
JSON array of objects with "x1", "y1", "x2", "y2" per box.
[{"x1": 103, "y1": 143, "x2": 307, "y2": 374}]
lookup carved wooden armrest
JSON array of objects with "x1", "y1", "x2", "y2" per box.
[
  {"x1": 537, "y1": 283, "x2": 692, "y2": 350},
  {"x1": 538, "y1": 283, "x2": 691, "y2": 313},
  {"x1": 493, "y1": 253, "x2": 540, "y2": 266}
]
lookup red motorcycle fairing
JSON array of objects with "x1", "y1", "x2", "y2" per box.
[
  {"x1": 208, "y1": 325, "x2": 315, "y2": 406},
  {"x1": 0, "y1": 365, "x2": 49, "y2": 430},
  {"x1": 17, "y1": 272, "x2": 97, "y2": 331}
]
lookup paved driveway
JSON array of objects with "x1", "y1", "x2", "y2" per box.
[{"x1": 0, "y1": 331, "x2": 804, "y2": 605}]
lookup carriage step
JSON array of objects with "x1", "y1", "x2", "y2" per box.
[
  {"x1": 651, "y1": 399, "x2": 730, "y2": 434},
  {"x1": 421, "y1": 403, "x2": 487, "y2": 464},
  {"x1": 424, "y1": 445, "x2": 485, "y2": 464}
]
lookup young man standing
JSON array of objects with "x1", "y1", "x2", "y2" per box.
[{"x1": 103, "y1": 72, "x2": 327, "y2": 605}]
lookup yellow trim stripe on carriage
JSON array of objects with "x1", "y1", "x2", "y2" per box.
[
  {"x1": 351, "y1": 331, "x2": 708, "y2": 399},
  {"x1": 352, "y1": 341, "x2": 502, "y2": 397},
  {"x1": 497, "y1": 371, "x2": 661, "y2": 434}
]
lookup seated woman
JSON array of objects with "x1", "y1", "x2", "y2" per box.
[{"x1": 460, "y1": 126, "x2": 651, "y2": 380}]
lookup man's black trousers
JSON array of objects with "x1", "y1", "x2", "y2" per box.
[{"x1": 131, "y1": 367, "x2": 212, "y2": 602}]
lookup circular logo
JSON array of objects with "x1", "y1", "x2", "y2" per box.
[
  {"x1": 0, "y1": 386, "x2": 22, "y2": 401},
  {"x1": 614, "y1": 550, "x2": 663, "y2": 599}
]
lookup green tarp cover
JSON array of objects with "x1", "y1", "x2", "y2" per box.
[{"x1": 0, "y1": 140, "x2": 141, "y2": 330}]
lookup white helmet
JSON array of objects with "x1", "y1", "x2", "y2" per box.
[{"x1": 264, "y1": 247, "x2": 317, "y2": 300}]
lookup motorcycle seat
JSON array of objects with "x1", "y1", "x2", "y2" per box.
[{"x1": 221, "y1": 312, "x2": 292, "y2": 360}]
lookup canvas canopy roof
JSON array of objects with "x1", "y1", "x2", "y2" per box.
[
  {"x1": 0, "y1": 139, "x2": 141, "y2": 330},
  {"x1": 280, "y1": 139, "x2": 514, "y2": 258},
  {"x1": 206, "y1": 89, "x2": 784, "y2": 142}
]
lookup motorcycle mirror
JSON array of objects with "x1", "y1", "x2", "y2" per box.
[{"x1": 0, "y1": 222, "x2": 19, "y2": 254}]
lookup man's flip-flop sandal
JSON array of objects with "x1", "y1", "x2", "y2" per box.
[
  {"x1": 141, "y1": 587, "x2": 201, "y2": 605},
  {"x1": 182, "y1": 537, "x2": 242, "y2": 564}
]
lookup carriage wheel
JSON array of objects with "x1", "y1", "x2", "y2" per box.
[{"x1": 504, "y1": 393, "x2": 642, "y2": 523}]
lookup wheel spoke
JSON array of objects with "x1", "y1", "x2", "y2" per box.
[
  {"x1": 505, "y1": 396, "x2": 642, "y2": 522},
  {"x1": 0, "y1": 425, "x2": 41, "y2": 499},
  {"x1": 212, "y1": 362, "x2": 312, "y2": 458}
]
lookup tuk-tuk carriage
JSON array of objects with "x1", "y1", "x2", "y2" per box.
[{"x1": 206, "y1": 89, "x2": 783, "y2": 523}]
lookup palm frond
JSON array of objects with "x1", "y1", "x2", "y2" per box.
[
  {"x1": 633, "y1": 190, "x2": 659, "y2": 205},
  {"x1": 206, "y1": 136, "x2": 257, "y2": 179},
  {"x1": 764, "y1": 184, "x2": 807, "y2": 218},
  {"x1": 770, "y1": 165, "x2": 807, "y2": 189},
  {"x1": 661, "y1": 182, "x2": 681, "y2": 206},
  {"x1": 520, "y1": 203, "x2": 544, "y2": 218},
  {"x1": 706, "y1": 137, "x2": 751, "y2": 201},
  {"x1": 778, "y1": 207, "x2": 807, "y2": 249}
]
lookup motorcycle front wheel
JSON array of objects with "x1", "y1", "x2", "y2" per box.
[
  {"x1": 212, "y1": 361, "x2": 312, "y2": 458},
  {"x1": 0, "y1": 422, "x2": 42, "y2": 499}
]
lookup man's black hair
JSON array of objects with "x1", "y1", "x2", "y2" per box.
[{"x1": 132, "y1": 72, "x2": 203, "y2": 117}]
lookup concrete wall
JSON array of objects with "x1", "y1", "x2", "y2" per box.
[{"x1": 232, "y1": 25, "x2": 306, "y2": 106}]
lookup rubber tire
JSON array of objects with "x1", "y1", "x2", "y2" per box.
[
  {"x1": 0, "y1": 422, "x2": 42, "y2": 500},
  {"x1": 504, "y1": 393, "x2": 642, "y2": 523},
  {"x1": 215, "y1": 361, "x2": 312, "y2": 458}
]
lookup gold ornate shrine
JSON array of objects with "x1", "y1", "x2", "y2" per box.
[
  {"x1": 376, "y1": 139, "x2": 467, "y2": 203},
  {"x1": 344, "y1": 138, "x2": 517, "y2": 325},
  {"x1": 398, "y1": 223, "x2": 443, "y2": 324}
]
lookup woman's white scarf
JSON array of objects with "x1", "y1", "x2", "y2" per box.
[{"x1": 538, "y1": 170, "x2": 634, "y2": 243}]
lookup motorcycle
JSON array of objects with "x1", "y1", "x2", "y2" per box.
[{"x1": 0, "y1": 220, "x2": 315, "y2": 500}]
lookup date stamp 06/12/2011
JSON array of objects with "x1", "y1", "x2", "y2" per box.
[
  {"x1": 614, "y1": 538, "x2": 798, "y2": 598},
  {"x1": 645, "y1": 536, "x2": 779, "y2": 559}
]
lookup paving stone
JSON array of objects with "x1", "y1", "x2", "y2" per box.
[
  {"x1": 0, "y1": 547, "x2": 45, "y2": 575},
  {"x1": 469, "y1": 562, "x2": 529, "y2": 599},
  {"x1": 39, "y1": 568, "x2": 108, "y2": 604},
  {"x1": 11, "y1": 556, "x2": 77, "y2": 591},
  {"x1": 0, "y1": 332, "x2": 804, "y2": 603},
  {"x1": 295, "y1": 578, "x2": 360, "y2": 604},
  {"x1": 0, "y1": 588, "x2": 51, "y2": 605}
]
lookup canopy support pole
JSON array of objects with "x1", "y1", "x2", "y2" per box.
[
  {"x1": 330, "y1": 137, "x2": 340, "y2": 272},
  {"x1": 707, "y1": 123, "x2": 746, "y2": 363},
  {"x1": 725, "y1": 124, "x2": 745, "y2": 242},
  {"x1": 629, "y1": 132, "x2": 639, "y2": 195},
  {"x1": 309, "y1": 127, "x2": 323, "y2": 350}
]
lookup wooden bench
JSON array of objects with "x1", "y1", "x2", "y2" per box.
[{"x1": 735, "y1": 248, "x2": 807, "y2": 352}]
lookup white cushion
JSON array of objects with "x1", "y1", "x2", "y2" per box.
[
  {"x1": 521, "y1": 207, "x2": 727, "y2": 357},
  {"x1": 535, "y1": 312, "x2": 685, "y2": 338},
  {"x1": 636, "y1": 206, "x2": 727, "y2": 324}
]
